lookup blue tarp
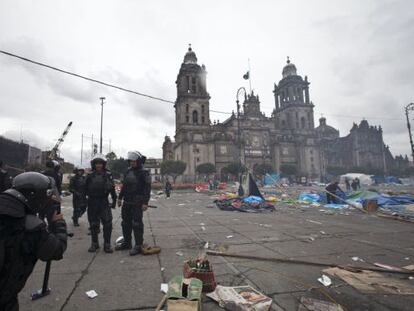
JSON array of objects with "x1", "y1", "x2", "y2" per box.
[
  {"x1": 242, "y1": 195, "x2": 264, "y2": 203},
  {"x1": 298, "y1": 192, "x2": 322, "y2": 203},
  {"x1": 359, "y1": 194, "x2": 414, "y2": 206},
  {"x1": 371, "y1": 175, "x2": 402, "y2": 184},
  {"x1": 263, "y1": 173, "x2": 280, "y2": 185}
]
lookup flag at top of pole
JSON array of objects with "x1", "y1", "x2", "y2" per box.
[{"x1": 243, "y1": 58, "x2": 253, "y2": 93}]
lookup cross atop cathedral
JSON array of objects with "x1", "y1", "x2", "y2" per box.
[{"x1": 287, "y1": 56, "x2": 290, "y2": 64}]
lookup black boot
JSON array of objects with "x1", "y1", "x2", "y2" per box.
[
  {"x1": 104, "y1": 243, "x2": 113, "y2": 253},
  {"x1": 115, "y1": 241, "x2": 131, "y2": 251},
  {"x1": 116, "y1": 225, "x2": 132, "y2": 250},
  {"x1": 73, "y1": 217, "x2": 79, "y2": 227},
  {"x1": 129, "y1": 245, "x2": 141, "y2": 256},
  {"x1": 88, "y1": 232, "x2": 99, "y2": 252},
  {"x1": 103, "y1": 225, "x2": 112, "y2": 253}
]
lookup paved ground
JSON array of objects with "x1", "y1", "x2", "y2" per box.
[{"x1": 19, "y1": 189, "x2": 414, "y2": 311}]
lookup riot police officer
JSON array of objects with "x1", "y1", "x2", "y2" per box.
[
  {"x1": 0, "y1": 160, "x2": 12, "y2": 192},
  {"x1": 115, "y1": 151, "x2": 151, "y2": 256},
  {"x1": 43, "y1": 160, "x2": 62, "y2": 195},
  {"x1": 85, "y1": 154, "x2": 117, "y2": 253},
  {"x1": 69, "y1": 167, "x2": 87, "y2": 226},
  {"x1": 41, "y1": 160, "x2": 63, "y2": 225},
  {"x1": 0, "y1": 172, "x2": 67, "y2": 311}
]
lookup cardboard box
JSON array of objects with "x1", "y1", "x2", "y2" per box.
[{"x1": 167, "y1": 275, "x2": 202, "y2": 311}]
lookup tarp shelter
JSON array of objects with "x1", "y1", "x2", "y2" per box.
[
  {"x1": 263, "y1": 173, "x2": 280, "y2": 185},
  {"x1": 241, "y1": 173, "x2": 264, "y2": 199},
  {"x1": 340, "y1": 173, "x2": 374, "y2": 186}
]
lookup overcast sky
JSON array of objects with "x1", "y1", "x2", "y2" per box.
[{"x1": 0, "y1": 0, "x2": 413, "y2": 165}]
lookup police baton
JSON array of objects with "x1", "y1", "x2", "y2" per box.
[{"x1": 31, "y1": 232, "x2": 74, "y2": 300}]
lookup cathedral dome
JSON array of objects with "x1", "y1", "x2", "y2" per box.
[
  {"x1": 183, "y1": 45, "x2": 198, "y2": 64},
  {"x1": 315, "y1": 117, "x2": 340, "y2": 140},
  {"x1": 282, "y1": 57, "x2": 297, "y2": 78}
]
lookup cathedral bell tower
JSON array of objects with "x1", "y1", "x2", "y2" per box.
[
  {"x1": 273, "y1": 57, "x2": 315, "y2": 130},
  {"x1": 175, "y1": 45, "x2": 210, "y2": 137}
]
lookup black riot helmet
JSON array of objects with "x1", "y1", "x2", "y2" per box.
[
  {"x1": 90, "y1": 153, "x2": 107, "y2": 170},
  {"x1": 11, "y1": 172, "x2": 53, "y2": 214}
]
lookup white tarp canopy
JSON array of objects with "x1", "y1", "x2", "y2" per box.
[{"x1": 340, "y1": 173, "x2": 373, "y2": 186}]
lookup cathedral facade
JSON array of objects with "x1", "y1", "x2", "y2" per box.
[{"x1": 163, "y1": 47, "x2": 404, "y2": 181}]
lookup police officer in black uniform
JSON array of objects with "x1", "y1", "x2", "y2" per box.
[
  {"x1": 0, "y1": 172, "x2": 67, "y2": 311},
  {"x1": 115, "y1": 151, "x2": 151, "y2": 256},
  {"x1": 85, "y1": 154, "x2": 117, "y2": 253},
  {"x1": 43, "y1": 160, "x2": 62, "y2": 195},
  {"x1": 0, "y1": 160, "x2": 12, "y2": 192},
  {"x1": 69, "y1": 167, "x2": 87, "y2": 226}
]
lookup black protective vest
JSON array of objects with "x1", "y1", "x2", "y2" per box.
[
  {"x1": 122, "y1": 169, "x2": 147, "y2": 202},
  {"x1": 87, "y1": 172, "x2": 111, "y2": 197}
]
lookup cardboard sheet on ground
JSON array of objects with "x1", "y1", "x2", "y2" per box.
[
  {"x1": 298, "y1": 297, "x2": 344, "y2": 311},
  {"x1": 207, "y1": 285, "x2": 272, "y2": 311},
  {"x1": 324, "y1": 267, "x2": 414, "y2": 295}
]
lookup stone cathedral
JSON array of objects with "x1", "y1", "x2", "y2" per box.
[{"x1": 163, "y1": 46, "x2": 406, "y2": 181}]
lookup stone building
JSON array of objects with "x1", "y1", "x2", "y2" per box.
[
  {"x1": 163, "y1": 47, "x2": 321, "y2": 181},
  {"x1": 316, "y1": 118, "x2": 404, "y2": 175},
  {"x1": 163, "y1": 46, "x2": 403, "y2": 181}
]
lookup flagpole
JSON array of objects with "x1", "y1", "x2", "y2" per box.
[{"x1": 248, "y1": 58, "x2": 252, "y2": 94}]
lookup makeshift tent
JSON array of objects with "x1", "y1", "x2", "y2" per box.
[
  {"x1": 263, "y1": 173, "x2": 280, "y2": 185},
  {"x1": 241, "y1": 173, "x2": 264, "y2": 199},
  {"x1": 340, "y1": 173, "x2": 374, "y2": 186}
]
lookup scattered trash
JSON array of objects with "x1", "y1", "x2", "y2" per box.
[
  {"x1": 410, "y1": 276, "x2": 414, "y2": 280},
  {"x1": 161, "y1": 283, "x2": 169, "y2": 293},
  {"x1": 204, "y1": 242, "x2": 209, "y2": 249},
  {"x1": 320, "y1": 231, "x2": 326, "y2": 235},
  {"x1": 85, "y1": 290, "x2": 98, "y2": 299},
  {"x1": 201, "y1": 226, "x2": 206, "y2": 231},
  {"x1": 324, "y1": 267, "x2": 414, "y2": 294},
  {"x1": 226, "y1": 235, "x2": 234, "y2": 239},
  {"x1": 120, "y1": 260, "x2": 125, "y2": 264},
  {"x1": 324, "y1": 203, "x2": 349, "y2": 209},
  {"x1": 161, "y1": 267, "x2": 165, "y2": 272},
  {"x1": 405, "y1": 257, "x2": 410, "y2": 261},
  {"x1": 194, "y1": 211, "x2": 203, "y2": 214},
  {"x1": 298, "y1": 297, "x2": 344, "y2": 311},
  {"x1": 199, "y1": 222, "x2": 205, "y2": 226},
  {"x1": 176, "y1": 251, "x2": 184, "y2": 257},
  {"x1": 167, "y1": 276, "x2": 202, "y2": 311},
  {"x1": 306, "y1": 219, "x2": 322, "y2": 225},
  {"x1": 207, "y1": 285, "x2": 272, "y2": 310},
  {"x1": 373, "y1": 262, "x2": 408, "y2": 272},
  {"x1": 215, "y1": 197, "x2": 275, "y2": 213},
  {"x1": 351, "y1": 256, "x2": 364, "y2": 262},
  {"x1": 317, "y1": 274, "x2": 332, "y2": 287},
  {"x1": 178, "y1": 203, "x2": 186, "y2": 206},
  {"x1": 307, "y1": 236, "x2": 315, "y2": 242}
]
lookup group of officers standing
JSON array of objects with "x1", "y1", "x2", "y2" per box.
[
  {"x1": 69, "y1": 151, "x2": 151, "y2": 255},
  {"x1": 0, "y1": 150, "x2": 151, "y2": 310}
]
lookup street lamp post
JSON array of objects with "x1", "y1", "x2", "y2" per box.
[
  {"x1": 236, "y1": 87, "x2": 247, "y2": 196},
  {"x1": 99, "y1": 97, "x2": 105, "y2": 154},
  {"x1": 405, "y1": 103, "x2": 414, "y2": 163}
]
